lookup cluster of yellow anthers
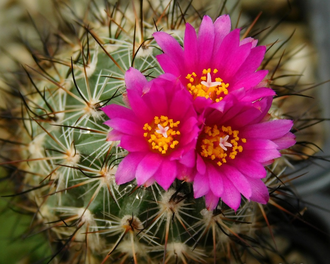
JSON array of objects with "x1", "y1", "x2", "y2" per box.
[
  {"x1": 143, "y1": 116, "x2": 180, "y2": 154},
  {"x1": 186, "y1": 68, "x2": 229, "y2": 102},
  {"x1": 200, "y1": 125, "x2": 246, "y2": 166}
]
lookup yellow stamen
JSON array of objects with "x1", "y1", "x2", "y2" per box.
[
  {"x1": 185, "y1": 68, "x2": 229, "y2": 102},
  {"x1": 199, "y1": 125, "x2": 246, "y2": 167},
  {"x1": 143, "y1": 116, "x2": 180, "y2": 155}
]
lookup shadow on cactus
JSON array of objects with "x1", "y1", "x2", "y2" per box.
[{"x1": 0, "y1": 0, "x2": 329, "y2": 263}]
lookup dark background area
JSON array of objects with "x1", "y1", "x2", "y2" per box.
[{"x1": 1, "y1": 0, "x2": 330, "y2": 263}]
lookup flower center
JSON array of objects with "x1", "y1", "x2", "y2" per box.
[
  {"x1": 199, "y1": 125, "x2": 246, "y2": 166},
  {"x1": 143, "y1": 115, "x2": 180, "y2": 154},
  {"x1": 185, "y1": 68, "x2": 229, "y2": 102}
]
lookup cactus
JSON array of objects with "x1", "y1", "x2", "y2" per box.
[{"x1": 0, "y1": 1, "x2": 324, "y2": 263}]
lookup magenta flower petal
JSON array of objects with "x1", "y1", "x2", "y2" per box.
[
  {"x1": 156, "y1": 53, "x2": 181, "y2": 76},
  {"x1": 221, "y1": 42, "x2": 252, "y2": 79},
  {"x1": 102, "y1": 104, "x2": 135, "y2": 122},
  {"x1": 198, "y1": 16, "x2": 215, "y2": 67},
  {"x1": 196, "y1": 154, "x2": 206, "y2": 175},
  {"x1": 153, "y1": 31, "x2": 184, "y2": 68},
  {"x1": 116, "y1": 152, "x2": 146, "y2": 185},
  {"x1": 103, "y1": 68, "x2": 199, "y2": 189},
  {"x1": 177, "y1": 164, "x2": 194, "y2": 182},
  {"x1": 104, "y1": 14, "x2": 297, "y2": 213},
  {"x1": 136, "y1": 153, "x2": 164, "y2": 185},
  {"x1": 179, "y1": 116, "x2": 199, "y2": 144},
  {"x1": 221, "y1": 176, "x2": 242, "y2": 211},
  {"x1": 155, "y1": 159, "x2": 177, "y2": 190},
  {"x1": 213, "y1": 29, "x2": 240, "y2": 66},
  {"x1": 247, "y1": 177, "x2": 269, "y2": 204},
  {"x1": 238, "y1": 88, "x2": 276, "y2": 104},
  {"x1": 153, "y1": 15, "x2": 270, "y2": 111},
  {"x1": 205, "y1": 192, "x2": 220, "y2": 211},
  {"x1": 213, "y1": 14, "x2": 231, "y2": 52},
  {"x1": 272, "y1": 132, "x2": 296, "y2": 149},
  {"x1": 208, "y1": 100, "x2": 241, "y2": 124},
  {"x1": 244, "y1": 149, "x2": 281, "y2": 163},
  {"x1": 184, "y1": 23, "x2": 198, "y2": 73},
  {"x1": 194, "y1": 172, "x2": 210, "y2": 198},
  {"x1": 229, "y1": 107, "x2": 266, "y2": 128},
  {"x1": 237, "y1": 95, "x2": 273, "y2": 125},
  {"x1": 234, "y1": 157, "x2": 267, "y2": 179},
  {"x1": 240, "y1": 37, "x2": 258, "y2": 47},
  {"x1": 105, "y1": 118, "x2": 142, "y2": 136},
  {"x1": 189, "y1": 94, "x2": 294, "y2": 210},
  {"x1": 153, "y1": 31, "x2": 183, "y2": 57},
  {"x1": 208, "y1": 165, "x2": 223, "y2": 197},
  {"x1": 168, "y1": 89, "x2": 193, "y2": 120},
  {"x1": 243, "y1": 139, "x2": 279, "y2": 150},
  {"x1": 119, "y1": 135, "x2": 149, "y2": 152},
  {"x1": 241, "y1": 120, "x2": 293, "y2": 140},
  {"x1": 231, "y1": 70, "x2": 268, "y2": 90},
  {"x1": 125, "y1": 67, "x2": 149, "y2": 93},
  {"x1": 222, "y1": 165, "x2": 251, "y2": 199},
  {"x1": 147, "y1": 79, "x2": 170, "y2": 116},
  {"x1": 234, "y1": 46, "x2": 266, "y2": 77},
  {"x1": 106, "y1": 129, "x2": 122, "y2": 141},
  {"x1": 126, "y1": 89, "x2": 153, "y2": 122},
  {"x1": 179, "y1": 150, "x2": 196, "y2": 168}
]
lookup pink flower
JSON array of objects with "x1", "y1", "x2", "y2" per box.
[
  {"x1": 102, "y1": 68, "x2": 199, "y2": 190},
  {"x1": 153, "y1": 15, "x2": 274, "y2": 112},
  {"x1": 192, "y1": 92, "x2": 295, "y2": 210}
]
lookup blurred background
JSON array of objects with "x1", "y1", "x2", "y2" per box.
[{"x1": 0, "y1": 0, "x2": 330, "y2": 263}]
